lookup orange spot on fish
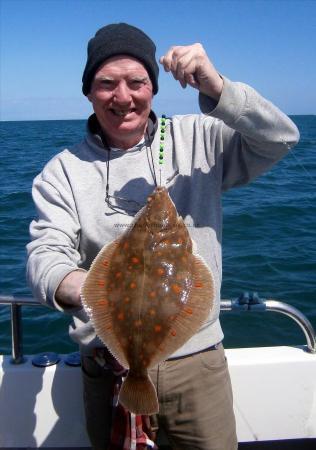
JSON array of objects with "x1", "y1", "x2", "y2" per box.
[
  {"x1": 97, "y1": 299, "x2": 108, "y2": 306},
  {"x1": 128, "y1": 265, "x2": 132, "y2": 270},
  {"x1": 178, "y1": 238, "x2": 183, "y2": 244},
  {"x1": 117, "y1": 312, "x2": 125, "y2": 321},
  {"x1": 98, "y1": 280, "x2": 105, "y2": 287},
  {"x1": 115, "y1": 272, "x2": 122, "y2": 279},
  {"x1": 157, "y1": 267, "x2": 164, "y2": 276},
  {"x1": 171, "y1": 329, "x2": 177, "y2": 336},
  {"x1": 184, "y1": 307, "x2": 193, "y2": 315},
  {"x1": 195, "y1": 282, "x2": 203, "y2": 288},
  {"x1": 172, "y1": 284, "x2": 182, "y2": 294},
  {"x1": 154, "y1": 324, "x2": 162, "y2": 333},
  {"x1": 106, "y1": 324, "x2": 113, "y2": 330},
  {"x1": 131, "y1": 257, "x2": 140, "y2": 264},
  {"x1": 149, "y1": 291, "x2": 156, "y2": 298},
  {"x1": 102, "y1": 260, "x2": 109, "y2": 267},
  {"x1": 169, "y1": 315, "x2": 176, "y2": 321},
  {"x1": 134, "y1": 320, "x2": 142, "y2": 328},
  {"x1": 123, "y1": 242, "x2": 129, "y2": 250},
  {"x1": 149, "y1": 309, "x2": 156, "y2": 316},
  {"x1": 130, "y1": 281, "x2": 137, "y2": 289},
  {"x1": 158, "y1": 345, "x2": 165, "y2": 352},
  {"x1": 124, "y1": 296, "x2": 130, "y2": 303}
]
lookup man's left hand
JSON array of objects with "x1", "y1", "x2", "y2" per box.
[{"x1": 160, "y1": 43, "x2": 223, "y2": 101}]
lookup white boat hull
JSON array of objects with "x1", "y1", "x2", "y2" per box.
[{"x1": 0, "y1": 345, "x2": 315, "y2": 448}]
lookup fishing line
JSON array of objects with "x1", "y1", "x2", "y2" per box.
[
  {"x1": 288, "y1": 147, "x2": 316, "y2": 185},
  {"x1": 278, "y1": 134, "x2": 316, "y2": 186},
  {"x1": 282, "y1": 147, "x2": 316, "y2": 207}
]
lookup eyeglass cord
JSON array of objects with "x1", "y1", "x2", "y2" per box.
[{"x1": 102, "y1": 116, "x2": 166, "y2": 203}]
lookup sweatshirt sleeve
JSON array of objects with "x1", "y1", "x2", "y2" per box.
[
  {"x1": 199, "y1": 76, "x2": 300, "y2": 191},
  {"x1": 26, "y1": 155, "x2": 85, "y2": 311}
]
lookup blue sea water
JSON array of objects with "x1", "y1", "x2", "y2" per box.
[{"x1": 0, "y1": 116, "x2": 315, "y2": 355}]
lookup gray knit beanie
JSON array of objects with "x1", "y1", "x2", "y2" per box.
[{"x1": 82, "y1": 23, "x2": 159, "y2": 95}]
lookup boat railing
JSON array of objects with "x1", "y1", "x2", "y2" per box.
[{"x1": 0, "y1": 292, "x2": 315, "y2": 364}]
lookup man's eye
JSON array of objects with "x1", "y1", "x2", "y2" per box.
[
  {"x1": 100, "y1": 80, "x2": 115, "y2": 89},
  {"x1": 130, "y1": 79, "x2": 146, "y2": 88}
]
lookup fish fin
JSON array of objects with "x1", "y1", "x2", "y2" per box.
[
  {"x1": 119, "y1": 371, "x2": 159, "y2": 415},
  {"x1": 81, "y1": 239, "x2": 129, "y2": 368},
  {"x1": 149, "y1": 254, "x2": 214, "y2": 366}
]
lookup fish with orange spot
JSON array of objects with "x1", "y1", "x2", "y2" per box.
[{"x1": 81, "y1": 187, "x2": 214, "y2": 415}]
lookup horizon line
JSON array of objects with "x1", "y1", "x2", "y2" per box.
[{"x1": 1, "y1": 114, "x2": 315, "y2": 123}]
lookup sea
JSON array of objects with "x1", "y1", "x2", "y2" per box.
[{"x1": 0, "y1": 116, "x2": 315, "y2": 356}]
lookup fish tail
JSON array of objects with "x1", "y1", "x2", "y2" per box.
[{"x1": 119, "y1": 371, "x2": 159, "y2": 415}]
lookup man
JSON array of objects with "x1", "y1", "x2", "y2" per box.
[{"x1": 27, "y1": 23, "x2": 299, "y2": 450}]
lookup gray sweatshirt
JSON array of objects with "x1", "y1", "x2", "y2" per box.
[{"x1": 26, "y1": 77, "x2": 299, "y2": 357}]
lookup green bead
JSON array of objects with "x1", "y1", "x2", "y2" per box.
[{"x1": 159, "y1": 115, "x2": 166, "y2": 166}]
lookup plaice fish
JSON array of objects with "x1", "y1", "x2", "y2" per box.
[{"x1": 81, "y1": 186, "x2": 214, "y2": 414}]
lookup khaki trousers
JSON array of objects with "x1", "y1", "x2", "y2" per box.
[{"x1": 82, "y1": 344, "x2": 237, "y2": 450}]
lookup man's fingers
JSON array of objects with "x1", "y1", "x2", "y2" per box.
[
  {"x1": 185, "y1": 72, "x2": 199, "y2": 89},
  {"x1": 160, "y1": 45, "x2": 189, "y2": 73},
  {"x1": 159, "y1": 46, "x2": 178, "y2": 71},
  {"x1": 175, "y1": 52, "x2": 196, "y2": 84},
  {"x1": 169, "y1": 46, "x2": 191, "y2": 73},
  {"x1": 160, "y1": 43, "x2": 221, "y2": 99},
  {"x1": 161, "y1": 46, "x2": 198, "y2": 88}
]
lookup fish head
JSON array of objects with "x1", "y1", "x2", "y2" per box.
[{"x1": 145, "y1": 187, "x2": 178, "y2": 232}]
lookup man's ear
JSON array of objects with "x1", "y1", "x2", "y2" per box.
[{"x1": 87, "y1": 93, "x2": 92, "y2": 102}]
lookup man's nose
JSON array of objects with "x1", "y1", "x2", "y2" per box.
[{"x1": 113, "y1": 81, "x2": 131, "y2": 103}]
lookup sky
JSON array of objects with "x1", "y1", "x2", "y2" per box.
[{"x1": 1, "y1": 0, "x2": 315, "y2": 121}]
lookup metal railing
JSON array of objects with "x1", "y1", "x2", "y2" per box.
[
  {"x1": 1, "y1": 293, "x2": 315, "y2": 364},
  {"x1": 0, "y1": 296, "x2": 39, "y2": 364},
  {"x1": 221, "y1": 292, "x2": 316, "y2": 354}
]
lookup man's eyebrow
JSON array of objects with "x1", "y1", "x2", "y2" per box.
[
  {"x1": 130, "y1": 75, "x2": 149, "y2": 82},
  {"x1": 95, "y1": 75, "x2": 115, "y2": 81}
]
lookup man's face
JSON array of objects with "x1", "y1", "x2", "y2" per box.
[{"x1": 88, "y1": 55, "x2": 153, "y2": 149}]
